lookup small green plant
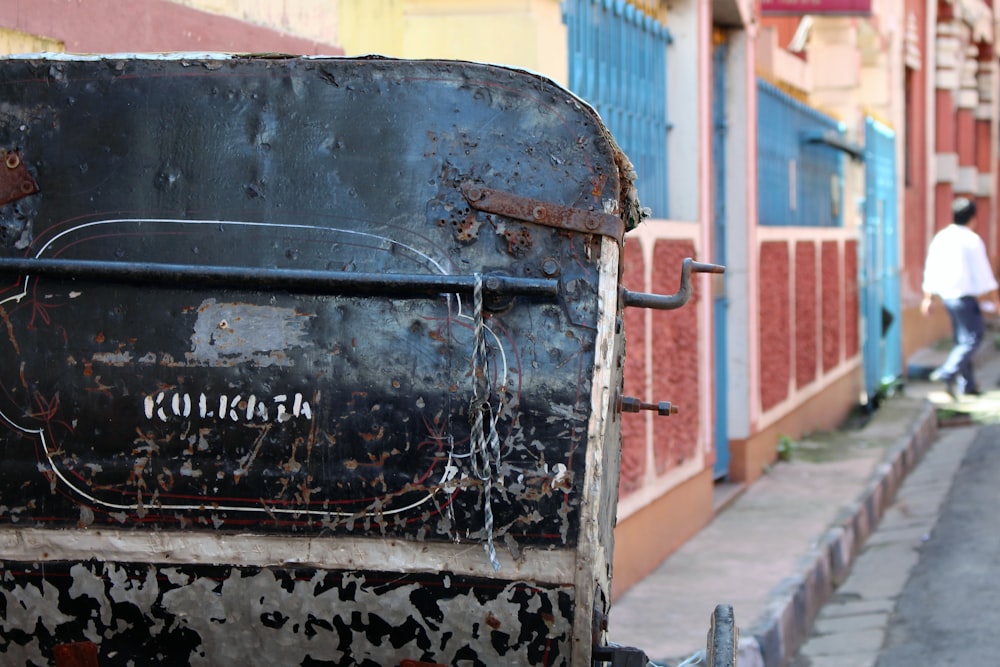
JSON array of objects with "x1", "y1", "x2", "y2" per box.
[{"x1": 776, "y1": 434, "x2": 796, "y2": 462}]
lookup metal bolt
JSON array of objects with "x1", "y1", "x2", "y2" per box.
[
  {"x1": 619, "y1": 396, "x2": 678, "y2": 416},
  {"x1": 532, "y1": 205, "x2": 546, "y2": 220},
  {"x1": 541, "y1": 257, "x2": 560, "y2": 277},
  {"x1": 5, "y1": 152, "x2": 19, "y2": 170},
  {"x1": 466, "y1": 186, "x2": 483, "y2": 201}
]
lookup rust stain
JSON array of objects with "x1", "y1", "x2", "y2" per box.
[
  {"x1": 0, "y1": 149, "x2": 39, "y2": 207},
  {"x1": 358, "y1": 426, "x2": 385, "y2": 442},
  {"x1": 485, "y1": 611, "x2": 502, "y2": 630},
  {"x1": 454, "y1": 212, "x2": 482, "y2": 242},
  {"x1": 53, "y1": 641, "x2": 99, "y2": 667},
  {"x1": 503, "y1": 227, "x2": 532, "y2": 255},
  {"x1": 590, "y1": 172, "x2": 607, "y2": 197},
  {"x1": 0, "y1": 304, "x2": 19, "y2": 355}
]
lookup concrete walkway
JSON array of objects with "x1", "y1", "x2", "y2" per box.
[{"x1": 607, "y1": 344, "x2": 1000, "y2": 667}]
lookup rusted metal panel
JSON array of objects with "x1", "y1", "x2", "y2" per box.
[
  {"x1": 0, "y1": 149, "x2": 38, "y2": 207},
  {"x1": 0, "y1": 54, "x2": 631, "y2": 666}
]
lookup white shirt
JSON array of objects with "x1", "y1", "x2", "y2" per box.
[{"x1": 922, "y1": 223, "x2": 999, "y2": 300}]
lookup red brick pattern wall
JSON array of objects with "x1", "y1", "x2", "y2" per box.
[
  {"x1": 794, "y1": 241, "x2": 817, "y2": 389},
  {"x1": 651, "y1": 239, "x2": 700, "y2": 474},
  {"x1": 844, "y1": 239, "x2": 860, "y2": 358},
  {"x1": 821, "y1": 240, "x2": 842, "y2": 372},
  {"x1": 759, "y1": 241, "x2": 790, "y2": 411},
  {"x1": 619, "y1": 240, "x2": 647, "y2": 496}
]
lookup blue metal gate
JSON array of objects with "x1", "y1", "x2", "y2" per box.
[
  {"x1": 563, "y1": 0, "x2": 671, "y2": 216},
  {"x1": 861, "y1": 117, "x2": 902, "y2": 401},
  {"x1": 712, "y1": 38, "x2": 730, "y2": 479}
]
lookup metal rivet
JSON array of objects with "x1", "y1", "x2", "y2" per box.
[{"x1": 5, "y1": 153, "x2": 19, "y2": 170}]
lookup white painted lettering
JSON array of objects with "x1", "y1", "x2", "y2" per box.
[{"x1": 142, "y1": 390, "x2": 313, "y2": 424}]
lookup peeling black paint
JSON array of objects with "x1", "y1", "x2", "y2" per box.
[{"x1": 0, "y1": 560, "x2": 576, "y2": 666}]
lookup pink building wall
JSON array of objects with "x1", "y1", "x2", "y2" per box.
[{"x1": 0, "y1": 0, "x2": 343, "y2": 55}]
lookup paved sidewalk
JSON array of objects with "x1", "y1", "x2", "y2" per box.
[
  {"x1": 789, "y1": 423, "x2": 978, "y2": 667},
  {"x1": 607, "y1": 345, "x2": 1000, "y2": 667}
]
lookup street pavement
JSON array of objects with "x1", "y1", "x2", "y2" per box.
[{"x1": 607, "y1": 341, "x2": 1000, "y2": 667}]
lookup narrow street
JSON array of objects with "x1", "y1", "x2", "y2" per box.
[
  {"x1": 791, "y1": 411, "x2": 1000, "y2": 666},
  {"x1": 876, "y1": 422, "x2": 1000, "y2": 666}
]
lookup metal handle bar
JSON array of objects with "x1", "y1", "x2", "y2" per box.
[
  {"x1": 621, "y1": 258, "x2": 725, "y2": 311},
  {"x1": 0, "y1": 257, "x2": 560, "y2": 300}
]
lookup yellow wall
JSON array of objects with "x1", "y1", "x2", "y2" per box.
[
  {"x1": 0, "y1": 28, "x2": 62, "y2": 54},
  {"x1": 337, "y1": 0, "x2": 568, "y2": 86}
]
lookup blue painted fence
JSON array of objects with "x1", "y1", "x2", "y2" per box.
[
  {"x1": 563, "y1": 0, "x2": 671, "y2": 217},
  {"x1": 757, "y1": 80, "x2": 844, "y2": 227}
]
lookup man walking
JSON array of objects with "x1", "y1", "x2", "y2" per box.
[{"x1": 921, "y1": 197, "x2": 1000, "y2": 398}]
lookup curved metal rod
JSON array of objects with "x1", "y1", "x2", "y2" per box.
[{"x1": 621, "y1": 258, "x2": 725, "y2": 311}]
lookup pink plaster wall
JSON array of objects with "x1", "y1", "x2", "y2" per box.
[
  {"x1": 651, "y1": 239, "x2": 700, "y2": 474},
  {"x1": 0, "y1": 0, "x2": 342, "y2": 55},
  {"x1": 901, "y1": 7, "x2": 928, "y2": 301},
  {"x1": 759, "y1": 241, "x2": 790, "y2": 412},
  {"x1": 956, "y1": 108, "x2": 975, "y2": 170},
  {"x1": 794, "y1": 241, "x2": 817, "y2": 389}
]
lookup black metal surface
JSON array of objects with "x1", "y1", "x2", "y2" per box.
[{"x1": 0, "y1": 56, "x2": 625, "y2": 548}]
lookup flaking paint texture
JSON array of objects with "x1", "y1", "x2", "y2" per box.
[
  {"x1": 759, "y1": 241, "x2": 791, "y2": 412},
  {"x1": 794, "y1": 241, "x2": 818, "y2": 389},
  {"x1": 651, "y1": 239, "x2": 699, "y2": 474},
  {"x1": 0, "y1": 560, "x2": 575, "y2": 666},
  {"x1": 619, "y1": 239, "x2": 647, "y2": 495}
]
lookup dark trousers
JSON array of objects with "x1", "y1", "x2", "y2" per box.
[{"x1": 940, "y1": 296, "x2": 985, "y2": 393}]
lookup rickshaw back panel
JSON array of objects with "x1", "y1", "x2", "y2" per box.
[{"x1": 0, "y1": 55, "x2": 630, "y2": 666}]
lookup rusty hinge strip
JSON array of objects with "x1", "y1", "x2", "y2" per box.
[
  {"x1": 0, "y1": 150, "x2": 39, "y2": 206},
  {"x1": 461, "y1": 181, "x2": 624, "y2": 242}
]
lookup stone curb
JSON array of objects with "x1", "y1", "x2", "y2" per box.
[{"x1": 738, "y1": 401, "x2": 939, "y2": 667}]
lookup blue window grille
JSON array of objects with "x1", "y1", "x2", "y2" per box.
[
  {"x1": 563, "y1": 0, "x2": 671, "y2": 217},
  {"x1": 757, "y1": 79, "x2": 845, "y2": 227}
]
